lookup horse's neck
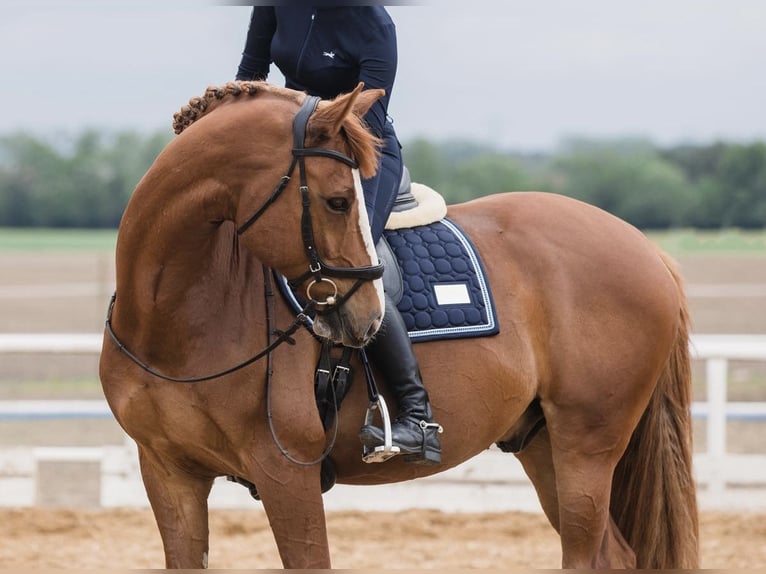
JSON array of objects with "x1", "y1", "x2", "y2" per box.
[{"x1": 114, "y1": 180, "x2": 262, "y2": 336}]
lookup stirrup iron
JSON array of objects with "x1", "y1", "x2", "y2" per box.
[{"x1": 362, "y1": 395, "x2": 401, "y2": 463}]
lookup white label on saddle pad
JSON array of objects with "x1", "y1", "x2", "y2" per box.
[{"x1": 434, "y1": 283, "x2": 471, "y2": 306}]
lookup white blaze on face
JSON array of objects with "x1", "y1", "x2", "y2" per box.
[{"x1": 352, "y1": 168, "x2": 385, "y2": 314}]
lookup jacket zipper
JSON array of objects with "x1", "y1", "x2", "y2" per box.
[{"x1": 296, "y1": 10, "x2": 316, "y2": 79}]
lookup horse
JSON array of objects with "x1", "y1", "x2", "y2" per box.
[{"x1": 99, "y1": 81, "x2": 699, "y2": 569}]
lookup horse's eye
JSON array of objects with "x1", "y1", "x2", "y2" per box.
[{"x1": 326, "y1": 197, "x2": 350, "y2": 213}]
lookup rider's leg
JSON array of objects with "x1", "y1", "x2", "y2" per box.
[
  {"x1": 358, "y1": 293, "x2": 442, "y2": 465},
  {"x1": 364, "y1": 122, "x2": 402, "y2": 242},
  {"x1": 359, "y1": 124, "x2": 441, "y2": 464}
]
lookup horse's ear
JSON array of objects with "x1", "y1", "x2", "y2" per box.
[
  {"x1": 349, "y1": 82, "x2": 385, "y2": 121},
  {"x1": 311, "y1": 83, "x2": 384, "y2": 138}
]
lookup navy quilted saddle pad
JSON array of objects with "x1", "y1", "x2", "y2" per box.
[{"x1": 276, "y1": 218, "x2": 499, "y2": 343}]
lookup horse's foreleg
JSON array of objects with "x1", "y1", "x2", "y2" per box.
[
  {"x1": 138, "y1": 446, "x2": 214, "y2": 569},
  {"x1": 255, "y1": 458, "x2": 331, "y2": 568}
]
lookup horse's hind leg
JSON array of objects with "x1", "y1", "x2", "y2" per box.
[
  {"x1": 517, "y1": 426, "x2": 634, "y2": 568},
  {"x1": 138, "y1": 446, "x2": 214, "y2": 569},
  {"x1": 545, "y1": 408, "x2": 637, "y2": 569}
]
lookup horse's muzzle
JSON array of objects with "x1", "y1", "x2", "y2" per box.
[{"x1": 313, "y1": 307, "x2": 382, "y2": 348}]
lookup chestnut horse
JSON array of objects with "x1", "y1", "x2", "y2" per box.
[{"x1": 99, "y1": 82, "x2": 698, "y2": 569}]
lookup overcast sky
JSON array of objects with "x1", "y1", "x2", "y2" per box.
[{"x1": 3, "y1": 0, "x2": 766, "y2": 151}]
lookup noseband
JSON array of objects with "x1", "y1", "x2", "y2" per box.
[{"x1": 236, "y1": 95, "x2": 384, "y2": 311}]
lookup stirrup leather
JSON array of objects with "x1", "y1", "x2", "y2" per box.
[{"x1": 361, "y1": 395, "x2": 401, "y2": 463}]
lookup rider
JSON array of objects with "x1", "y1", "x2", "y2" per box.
[{"x1": 236, "y1": 6, "x2": 442, "y2": 465}]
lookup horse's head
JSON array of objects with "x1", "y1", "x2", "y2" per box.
[{"x1": 235, "y1": 84, "x2": 386, "y2": 347}]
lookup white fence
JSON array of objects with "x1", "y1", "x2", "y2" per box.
[{"x1": 0, "y1": 333, "x2": 764, "y2": 511}]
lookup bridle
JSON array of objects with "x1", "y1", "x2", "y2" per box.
[
  {"x1": 237, "y1": 95, "x2": 383, "y2": 312},
  {"x1": 105, "y1": 94, "x2": 383, "y2": 384}
]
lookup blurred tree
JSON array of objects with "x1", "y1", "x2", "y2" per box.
[
  {"x1": 404, "y1": 139, "x2": 539, "y2": 204},
  {"x1": 550, "y1": 138, "x2": 694, "y2": 228},
  {"x1": 441, "y1": 153, "x2": 530, "y2": 204},
  {"x1": 401, "y1": 138, "x2": 450, "y2": 190},
  {"x1": 0, "y1": 130, "x2": 170, "y2": 228},
  {"x1": 0, "y1": 133, "x2": 66, "y2": 226},
  {"x1": 0, "y1": 130, "x2": 763, "y2": 230},
  {"x1": 712, "y1": 143, "x2": 766, "y2": 228},
  {"x1": 662, "y1": 142, "x2": 766, "y2": 229}
]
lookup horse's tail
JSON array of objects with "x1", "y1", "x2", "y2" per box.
[{"x1": 610, "y1": 250, "x2": 699, "y2": 568}]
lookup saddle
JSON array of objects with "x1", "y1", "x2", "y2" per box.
[{"x1": 377, "y1": 165, "x2": 446, "y2": 302}]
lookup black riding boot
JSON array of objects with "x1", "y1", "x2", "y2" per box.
[{"x1": 358, "y1": 294, "x2": 442, "y2": 465}]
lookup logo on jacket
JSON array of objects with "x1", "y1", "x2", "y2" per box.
[{"x1": 322, "y1": 51, "x2": 336, "y2": 59}]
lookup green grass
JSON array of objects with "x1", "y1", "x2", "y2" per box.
[
  {"x1": 0, "y1": 228, "x2": 117, "y2": 252},
  {"x1": 647, "y1": 229, "x2": 766, "y2": 256},
  {"x1": 1, "y1": 227, "x2": 764, "y2": 256}
]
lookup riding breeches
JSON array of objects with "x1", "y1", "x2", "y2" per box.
[{"x1": 363, "y1": 120, "x2": 402, "y2": 244}]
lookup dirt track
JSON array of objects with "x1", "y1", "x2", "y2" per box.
[{"x1": 1, "y1": 508, "x2": 764, "y2": 569}]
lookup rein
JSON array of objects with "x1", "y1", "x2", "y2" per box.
[
  {"x1": 263, "y1": 266, "x2": 341, "y2": 466},
  {"x1": 104, "y1": 283, "x2": 314, "y2": 384}
]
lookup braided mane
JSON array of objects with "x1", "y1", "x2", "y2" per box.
[
  {"x1": 172, "y1": 81, "x2": 300, "y2": 135},
  {"x1": 173, "y1": 81, "x2": 381, "y2": 178}
]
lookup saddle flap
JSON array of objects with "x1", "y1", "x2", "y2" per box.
[{"x1": 376, "y1": 236, "x2": 404, "y2": 306}]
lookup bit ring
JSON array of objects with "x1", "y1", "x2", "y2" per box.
[{"x1": 306, "y1": 277, "x2": 339, "y2": 307}]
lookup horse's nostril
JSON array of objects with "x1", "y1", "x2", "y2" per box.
[{"x1": 365, "y1": 317, "x2": 382, "y2": 341}]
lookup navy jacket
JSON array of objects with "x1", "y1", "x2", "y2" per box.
[
  {"x1": 237, "y1": 6, "x2": 402, "y2": 241},
  {"x1": 237, "y1": 6, "x2": 397, "y2": 140}
]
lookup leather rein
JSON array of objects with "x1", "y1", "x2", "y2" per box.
[{"x1": 105, "y1": 95, "x2": 383, "y2": 384}]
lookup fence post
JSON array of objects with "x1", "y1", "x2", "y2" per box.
[{"x1": 706, "y1": 357, "x2": 728, "y2": 498}]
